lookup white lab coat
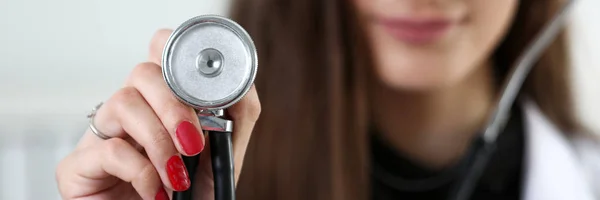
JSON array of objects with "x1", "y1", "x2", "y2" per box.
[{"x1": 521, "y1": 100, "x2": 600, "y2": 200}]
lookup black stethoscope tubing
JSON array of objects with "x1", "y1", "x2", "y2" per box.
[{"x1": 448, "y1": 1, "x2": 576, "y2": 199}]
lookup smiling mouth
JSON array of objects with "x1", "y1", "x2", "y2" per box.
[{"x1": 378, "y1": 17, "x2": 455, "y2": 44}]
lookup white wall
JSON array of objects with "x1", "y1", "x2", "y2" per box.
[
  {"x1": 570, "y1": 0, "x2": 600, "y2": 132},
  {"x1": 0, "y1": 0, "x2": 598, "y2": 199},
  {"x1": 0, "y1": 0, "x2": 231, "y2": 116},
  {"x1": 0, "y1": 0, "x2": 230, "y2": 199}
]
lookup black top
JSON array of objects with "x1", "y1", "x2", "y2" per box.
[{"x1": 371, "y1": 106, "x2": 525, "y2": 200}]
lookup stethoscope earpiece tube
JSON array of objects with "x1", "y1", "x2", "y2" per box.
[
  {"x1": 447, "y1": 138, "x2": 497, "y2": 200},
  {"x1": 173, "y1": 121, "x2": 237, "y2": 200},
  {"x1": 209, "y1": 131, "x2": 236, "y2": 200},
  {"x1": 447, "y1": 1, "x2": 577, "y2": 200},
  {"x1": 173, "y1": 155, "x2": 200, "y2": 200}
]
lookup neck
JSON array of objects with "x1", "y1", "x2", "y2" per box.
[{"x1": 371, "y1": 65, "x2": 495, "y2": 169}]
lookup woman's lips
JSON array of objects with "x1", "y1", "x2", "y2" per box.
[{"x1": 378, "y1": 17, "x2": 454, "y2": 44}]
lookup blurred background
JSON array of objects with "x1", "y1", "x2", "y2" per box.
[{"x1": 0, "y1": 0, "x2": 598, "y2": 199}]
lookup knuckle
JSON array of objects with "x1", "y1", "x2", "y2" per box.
[
  {"x1": 55, "y1": 159, "x2": 67, "y2": 182},
  {"x1": 148, "y1": 128, "x2": 172, "y2": 149},
  {"x1": 130, "y1": 62, "x2": 161, "y2": 82},
  {"x1": 134, "y1": 162, "x2": 158, "y2": 185},
  {"x1": 163, "y1": 101, "x2": 193, "y2": 120},
  {"x1": 55, "y1": 149, "x2": 85, "y2": 183},
  {"x1": 104, "y1": 138, "x2": 128, "y2": 157},
  {"x1": 246, "y1": 97, "x2": 262, "y2": 122},
  {"x1": 112, "y1": 87, "x2": 141, "y2": 109},
  {"x1": 151, "y1": 29, "x2": 172, "y2": 47},
  {"x1": 235, "y1": 96, "x2": 261, "y2": 123},
  {"x1": 232, "y1": 86, "x2": 261, "y2": 122},
  {"x1": 55, "y1": 152, "x2": 79, "y2": 194},
  {"x1": 149, "y1": 29, "x2": 172, "y2": 65},
  {"x1": 229, "y1": 91, "x2": 261, "y2": 122},
  {"x1": 153, "y1": 96, "x2": 193, "y2": 122}
]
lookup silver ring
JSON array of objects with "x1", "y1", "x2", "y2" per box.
[{"x1": 87, "y1": 102, "x2": 112, "y2": 140}]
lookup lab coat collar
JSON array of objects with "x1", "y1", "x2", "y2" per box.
[{"x1": 521, "y1": 100, "x2": 595, "y2": 200}]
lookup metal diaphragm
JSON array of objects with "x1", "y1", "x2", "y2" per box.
[{"x1": 162, "y1": 15, "x2": 257, "y2": 111}]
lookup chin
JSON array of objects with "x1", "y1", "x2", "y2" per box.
[{"x1": 374, "y1": 61, "x2": 465, "y2": 91}]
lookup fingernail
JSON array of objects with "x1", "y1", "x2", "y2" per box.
[
  {"x1": 176, "y1": 121, "x2": 204, "y2": 155},
  {"x1": 155, "y1": 186, "x2": 169, "y2": 200},
  {"x1": 166, "y1": 155, "x2": 190, "y2": 191}
]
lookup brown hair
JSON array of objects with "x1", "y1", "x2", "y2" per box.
[{"x1": 231, "y1": 0, "x2": 579, "y2": 199}]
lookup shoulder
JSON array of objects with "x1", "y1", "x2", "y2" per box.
[
  {"x1": 571, "y1": 134, "x2": 600, "y2": 198},
  {"x1": 520, "y1": 99, "x2": 600, "y2": 160},
  {"x1": 520, "y1": 99, "x2": 600, "y2": 199}
]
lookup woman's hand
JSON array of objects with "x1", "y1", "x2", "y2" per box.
[{"x1": 55, "y1": 29, "x2": 261, "y2": 200}]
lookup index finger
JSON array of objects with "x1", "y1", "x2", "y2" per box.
[{"x1": 149, "y1": 29, "x2": 173, "y2": 66}]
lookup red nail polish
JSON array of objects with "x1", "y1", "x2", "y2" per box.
[
  {"x1": 166, "y1": 155, "x2": 191, "y2": 191},
  {"x1": 155, "y1": 186, "x2": 169, "y2": 200},
  {"x1": 176, "y1": 121, "x2": 204, "y2": 155}
]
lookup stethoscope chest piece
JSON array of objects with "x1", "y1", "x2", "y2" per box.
[
  {"x1": 162, "y1": 15, "x2": 257, "y2": 111},
  {"x1": 162, "y1": 15, "x2": 257, "y2": 200}
]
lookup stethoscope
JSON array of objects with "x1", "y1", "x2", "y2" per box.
[
  {"x1": 161, "y1": 16, "x2": 256, "y2": 200},
  {"x1": 160, "y1": 0, "x2": 576, "y2": 199},
  {"x1": 447, "y1": 0, "x2": 576, "y2": 199}
]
